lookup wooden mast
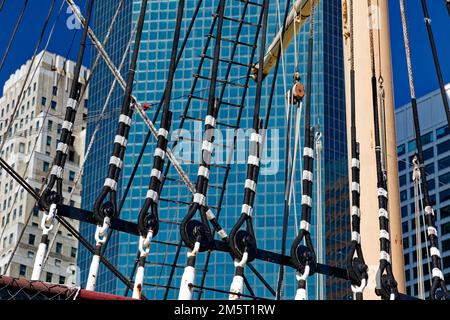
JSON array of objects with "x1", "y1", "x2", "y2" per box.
[{"x1": 342, "y1": 0, "x2": 406, "y2": 299}]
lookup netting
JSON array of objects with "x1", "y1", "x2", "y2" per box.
[{"x1": 0, "y1": 276, "x2": 132, "y2": 300}]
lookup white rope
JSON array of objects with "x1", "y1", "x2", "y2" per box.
[
  {"x1": 412, "y1": 160, "x2": 425, "y2": 299},
  {"x1": 289, "y1": 102, "x2": 303, "y2": 236},
  {"x1": 315, "y1": 131, "x2": 324, "y2": 300},
  {"x1": 417, "y1": 175, "x2": 434, "y2": 292}
]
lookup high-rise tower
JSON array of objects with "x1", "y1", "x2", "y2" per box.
[{"x1": 79, "y1": 0, "x2": 350, "y2": 300}]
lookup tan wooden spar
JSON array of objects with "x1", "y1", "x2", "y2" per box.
[
  {"x1": 251, "y1": 0, "x2": 319, "y2": 79},
  {"x1": 341, "y1": 0, "x2": 405, "y2": 299}
]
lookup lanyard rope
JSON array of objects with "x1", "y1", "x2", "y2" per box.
[
  {"x1": 178, "y1": 0, "x2": 228, "y2": 301},
  {"x1": 419, "y1": 0, "x2": 450, "y2": 128},
  {"x1": 131, "y1": 0, "x2": 186, "y2": 300},
  {"x1": 31, "y1": 0, "x2": 94, "y2": 282},
  {"x1": 289, "y1": 0, "x2": 316, "y2": 301},
  {"x1": 40, "y1": 0, "x2": 94, "y2": 209},
  {"x1": 399, "y1": 0, "x2": 448, "y2": 300},
  {"x1": 87, "y1": 0, "x2": 148, "y2": 292},
  {"x1": 366, "y1": 0, "x2": 398, "y2": 300},
  {"x1": 227, "y1": 0, "x2": 270, "y2": 301},
  {"x1": 346, "y1": 0, "x2": 368, "y2": 300}
]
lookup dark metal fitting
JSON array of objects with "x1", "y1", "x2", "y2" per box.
[
  {"x1": 293, "y1": 245, "x2": 317, "y2": 276},
  {"x1": 182, "y1": 220, "x2": 212, "y2": 252},
  {"x1": 232, "y1": 230, "x2": 257, "y2": 263}
]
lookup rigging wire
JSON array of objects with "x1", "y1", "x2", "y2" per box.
[
  {"x1": 119, "y1": 1, "x2": 236, "y2": 298},
  {"x1": 0, "y1": 0, "x2": 29, "y2": 73},
  {"x1": 276, "y1": 0, "x2": 309, "y2": 300},
  {"x1": 289, "y1": 0, "x2": 317, "y2": 301},
  {"x1": 31, "y1": 0, "x2": 95, "y2": 282},
  {"x1": 412, "y1": 158, "x2": 425, "y2": 299},
  {"x1": 195, "y1": 0, "x2": 272, "y2": 300},
  {"x1": 367, "y1": 0, "x2": 398, "y2": 301},
  {"x1": 0, "y1": 0, "x2": 6, "y2": 11},
  {"x1": 399, "y1": 0, "x2": 448, "y2": 300},
  {"x1": 0, "y1": 0, "x2": 53, "y2": 154},
  {"x1": 0, "y1": 2, "x2": 137, "y2": 293},
  {"x1": 98, "y1": 0, "x2": 206, "y2": 265},
  {"x1": 132, "y1": 0, "x2": 185, "y2": 300},
  {"x1": 0, "y1": 0, "x2": 80, "y2": 276},
  {"x1": 419, "y1": 0, "x2": 450, "y2": 129},
  {"x1": 227, "y1": 0, "x2": 270, "y2": 301},
  {"x1": 87, "y1": 0, "x2": 148, "y2": 292},
  {"x1": 0, "y1": 155, "x2": 140, "y2": 295},
  {"x1": 0, "y1": 0, "x2": 61, "y2": 246},
  {"x1": 42, "y1": 0, "x2": 127, "y2": 269},
  {"x1": 178, "y1": 0, "x2": 228, "y2": 301},
  {"x1": 417, "y1": 178, "x2": 434, "y2": 293},
  {"x1": 346, "y1": 0, "x2": 368, "y2": 301},
  {"x1": 270, "y1": 0, "x2": 301, "y2": 300}
]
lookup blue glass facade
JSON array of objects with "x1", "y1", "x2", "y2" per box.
[{"x1": 79, "y1": 0, "x2": 350, "y2": 300}]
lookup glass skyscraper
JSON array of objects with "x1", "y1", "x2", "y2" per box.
[{"x1": 79, "y1": 0, "x2": 350, "y2": 300}]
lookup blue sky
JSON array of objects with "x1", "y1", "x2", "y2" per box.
[{"x1": 0, "y1": 0, "x2": 448, "y2": 107}]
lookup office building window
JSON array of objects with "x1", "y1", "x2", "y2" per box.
[
  {"x1": 397, "y1": 144, "x2": 406, "y2": 156},
  {"x1": 440, "y1": 188, "x2": 450, "y2": 203},
  {"x1": 56, "y1": 242, "x2": 62, "y2": 254},
  {"x1": 437, "y1": 125, "x2": 450, "y2": 139},
  {"x1": 19, "y1": 264, "x2": 27, "y2": 277},
  {"x1": 52, "y1": 86, "x2": 58, "y2": 96},
  {"x1": 71, "y1": 247, "x2": 77, "y2": 258},
  {"x1": 437, "y1": 140, "x2": 450, "y2": 155},
  {"x1": 59, "y1": 276, "x2": 66, "y2": 285},
  {"x1": 28, "y1": 234, "x2": 35, "y2": 246},
  {"x1": 51, "y1": 101, "x2": 57, "y2": 110},
  {"x1": 46, "y1": 272, "x2": 52, "y2": 283},
  {"x1": 440, "y1": 205, "x2": 450, "y2": 219},
  {"x1": 43, "y1": 161, "x2": 49, "y2": 172},
  {"x1": 421, "y1": 132, "x2": 434, "y2": 145},
  {"x1": 41, "y1": 97, "x2": 47, "y2": 106}
]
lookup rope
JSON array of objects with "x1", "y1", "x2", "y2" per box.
[
  {"x1": 275, "y1": 0, "x2": 306, "y2": 299},
  {"x1": 132, "y1": 0, "x2": 186, "y2": 300},
  {"x1": 0, "y1": 128, "x2": 138, "y2": 297},
  {"x1": 1, "y1": 0, "x2": 80, "y2": 275},
  {"x1": 87, "y1": 0, "x2": 148, "y2": 292},
  {"x1": 290, "y1": 0, "x2": 316, "y2": 301},
  {"x1": 346, "y1": 0, "x2": 368, "y2": 301},
  {"x1": 179, "y1": 0, "x2": 228, "y2": 300},
  {"x1": 227, "y1": 0, "x2": 270, "y2": 301},
  {"x1": 315, "y1": 130, "x2": 324, "y2": 300},
  {"x1": 400, "y1": 0, "x2": 448, "y2": 300},
  {"x1": 66, "y1": 0, "x2": 197, "y2": 200},
  {"x1": 0, "y1": 0, "x2": 63, "y2": 253},
  {"x1": 31, "y1": 0, "x2": 94, "y2": 283},
  {"x1": 0, "y1": 0, "x2": 55, "y2": 154},
  {"x1": 368, "y1": 0, "x2": 399, "y2": 300},
  {"x1": 0, "y1": 0, "x2": 28, "y2": 72},
  {"x1": 412, "y1": 158, "x2": 425, "y2": 299},
  {"x1": 42, "y1": 0, "x2": 128, "y2": 269},
  {"x1": 419, "y1": 0, "x2": 450, "y2": 128}
]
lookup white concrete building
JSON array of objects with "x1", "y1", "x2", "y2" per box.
[
  {"x1": 0, "y1": 51, "x2": 89, "y2": 285},
  {"x1": 396, "y1": 84, "x2": 450, "y2": 297}
]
